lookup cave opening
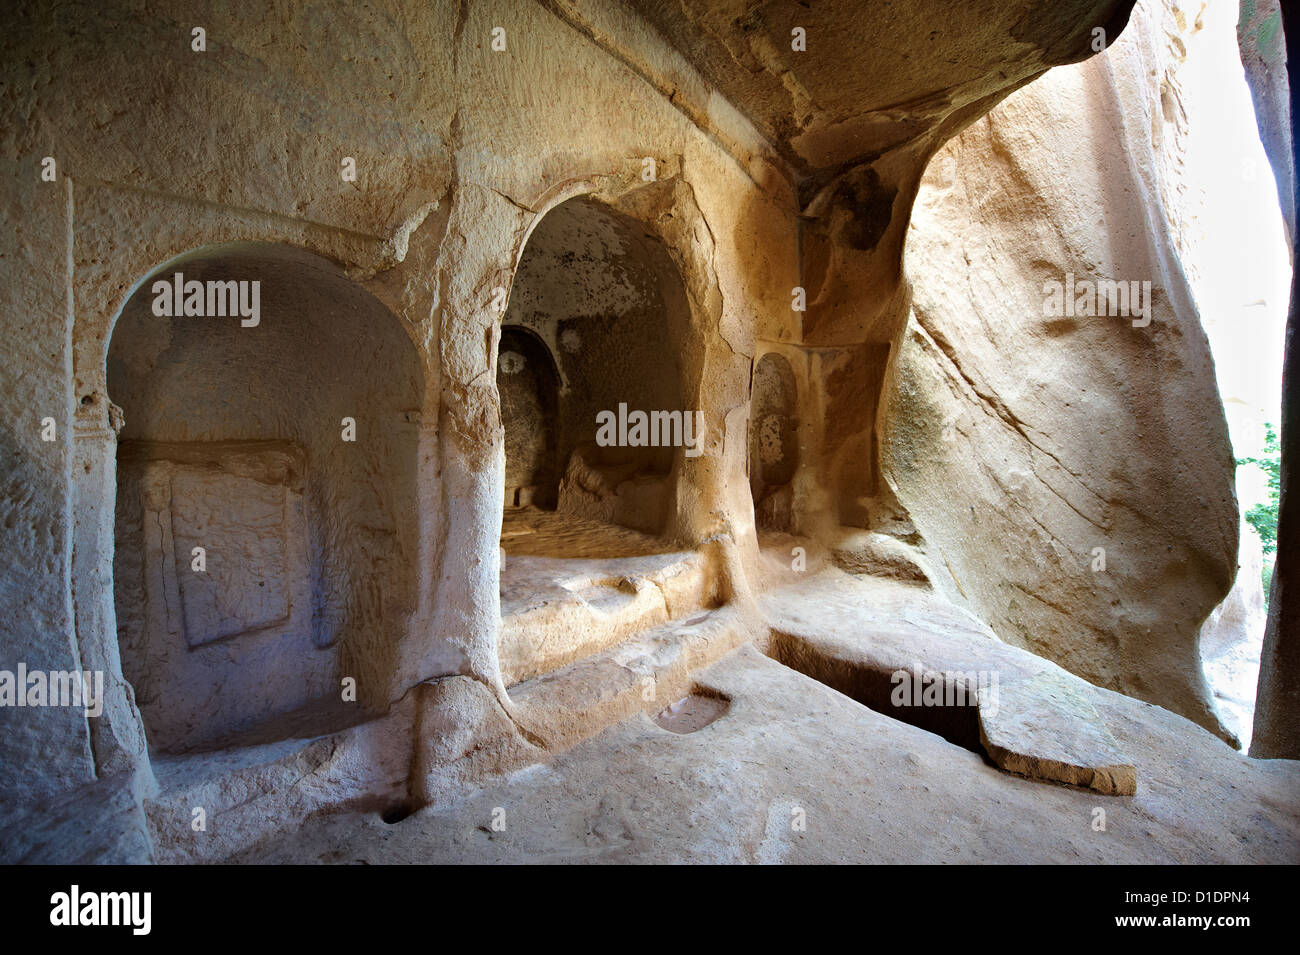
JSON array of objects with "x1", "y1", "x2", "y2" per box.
[
  {"x1": 499, "y1": 196, "x2": 688, "y2": 541},
  {"x1": 498, "y1": 324, "x2": 560, "y2": 510}
]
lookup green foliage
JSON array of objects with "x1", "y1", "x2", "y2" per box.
[{"x1": 1237, "y1": 423, "x2": 1281, "y2": 591}]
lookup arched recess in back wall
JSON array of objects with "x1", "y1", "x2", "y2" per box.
[
  {"x1": 498, "y1": 324, "x2": 561, "y2": 508},
  {"x1": 105, "y1": 242, "x2": 423, "y2": 753},
  {"x1": 750, "y1": 351, "x2": 799, "y2": 531},
  {"x1": 498, "y1": 194, "x2": 691, "y2": 538}
]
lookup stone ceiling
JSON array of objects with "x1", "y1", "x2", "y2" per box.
[{"x1": 629, "y1": 0, "x2": 1137, "y2": 194}]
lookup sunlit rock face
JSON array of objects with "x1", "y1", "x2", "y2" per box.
[
  {"x1": 883, "y1": 0, "x2": 1243, "y2": 740},
  {"x1": 1239, "y1": 0, "x2": 1300, "y2": 762}
]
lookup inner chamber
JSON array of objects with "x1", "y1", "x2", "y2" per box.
[
  {"x1": 497, "y1": 196, "x2": 688, "y2": 536},
  {"x1": 495, "y1": 197, "x2": 715, "y2": 687}
]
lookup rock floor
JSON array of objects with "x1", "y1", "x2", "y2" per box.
[{"x1": 234, "y1": 568, "x2": 1300, "y2": 863}]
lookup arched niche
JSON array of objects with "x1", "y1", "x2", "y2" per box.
[
  {"x1": 498, "y1": 325, "x2": 561, "y2": 508},
  {"x1": 106, "y1": 242, "x2": 423, "y2": 753},
  {"x1": 500, "y1": 196, "x2": 691, "y2": 537},
  {"x1": 750, "y1": 351, "x2": 799, "y2": 531}
]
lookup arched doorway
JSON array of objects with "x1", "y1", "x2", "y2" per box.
[
  {"x1": 500, "y1": 196, "x2": 689, "y2": 539},
  {"x1": 496, "y1": 196, "x2": 712, "y2": 686},
  {"x1": 498, "y1": 325, "x2": 560, "y2": 509}
]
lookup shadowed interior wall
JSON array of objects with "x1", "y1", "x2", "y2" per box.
[
  {"x1": 750, "y1": 351, "x2": 799, "y2": 530},
  {"x1": 821, "y1": 343, "x2": 892, "y2": 529},
  {"x1": 503, "y1": 197, "x2": 690, "y2": 534},
  {"x1": 498, "y1": 325, "x2": 560, "y2": 507},
  {"x1": 108, "y1": 244, "x2": 422, "y2": 753}
]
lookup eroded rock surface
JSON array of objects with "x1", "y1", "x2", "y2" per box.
[
  {"x1": 979, "y1": 672, "x2": 1137, "y2": 796},
  {"x1": 884, "y1": 0, "x2": 1239, "y2": 740},
  {"x1": 2, "y1": 0, "x2": 1294, "y2": 866},
  {"x1": 231, "y1": 644, "x2": 1300, "y2": 865}
]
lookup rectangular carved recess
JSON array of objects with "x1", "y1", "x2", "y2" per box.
[{"x1": 117, "y1": 440, "x2": 308, "y2": 650}]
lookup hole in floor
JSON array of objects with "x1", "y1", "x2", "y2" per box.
[
  {"x1": 652, "y1": 691, "x2": 730, "y2": 734},
  {"x1": 380, "y1": 801, "x2": 417, "y2": 825},
  {"x1": 767, "y1": 631, "x2": 984, "y2": 754}
]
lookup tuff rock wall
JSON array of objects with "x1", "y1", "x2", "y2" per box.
[
  {"x1": 1247, "y1": 0, "x2": 1299, "y2": 759},
  {"x1": 13, "y1": 0, "x2": 1259, "y2": 864},
  {"x1": 882, "y1": 0, "x2": 1249, "y2": 740},
  {"x1": 0, "y1": 0, "x2": 800, "y2": 840}
]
